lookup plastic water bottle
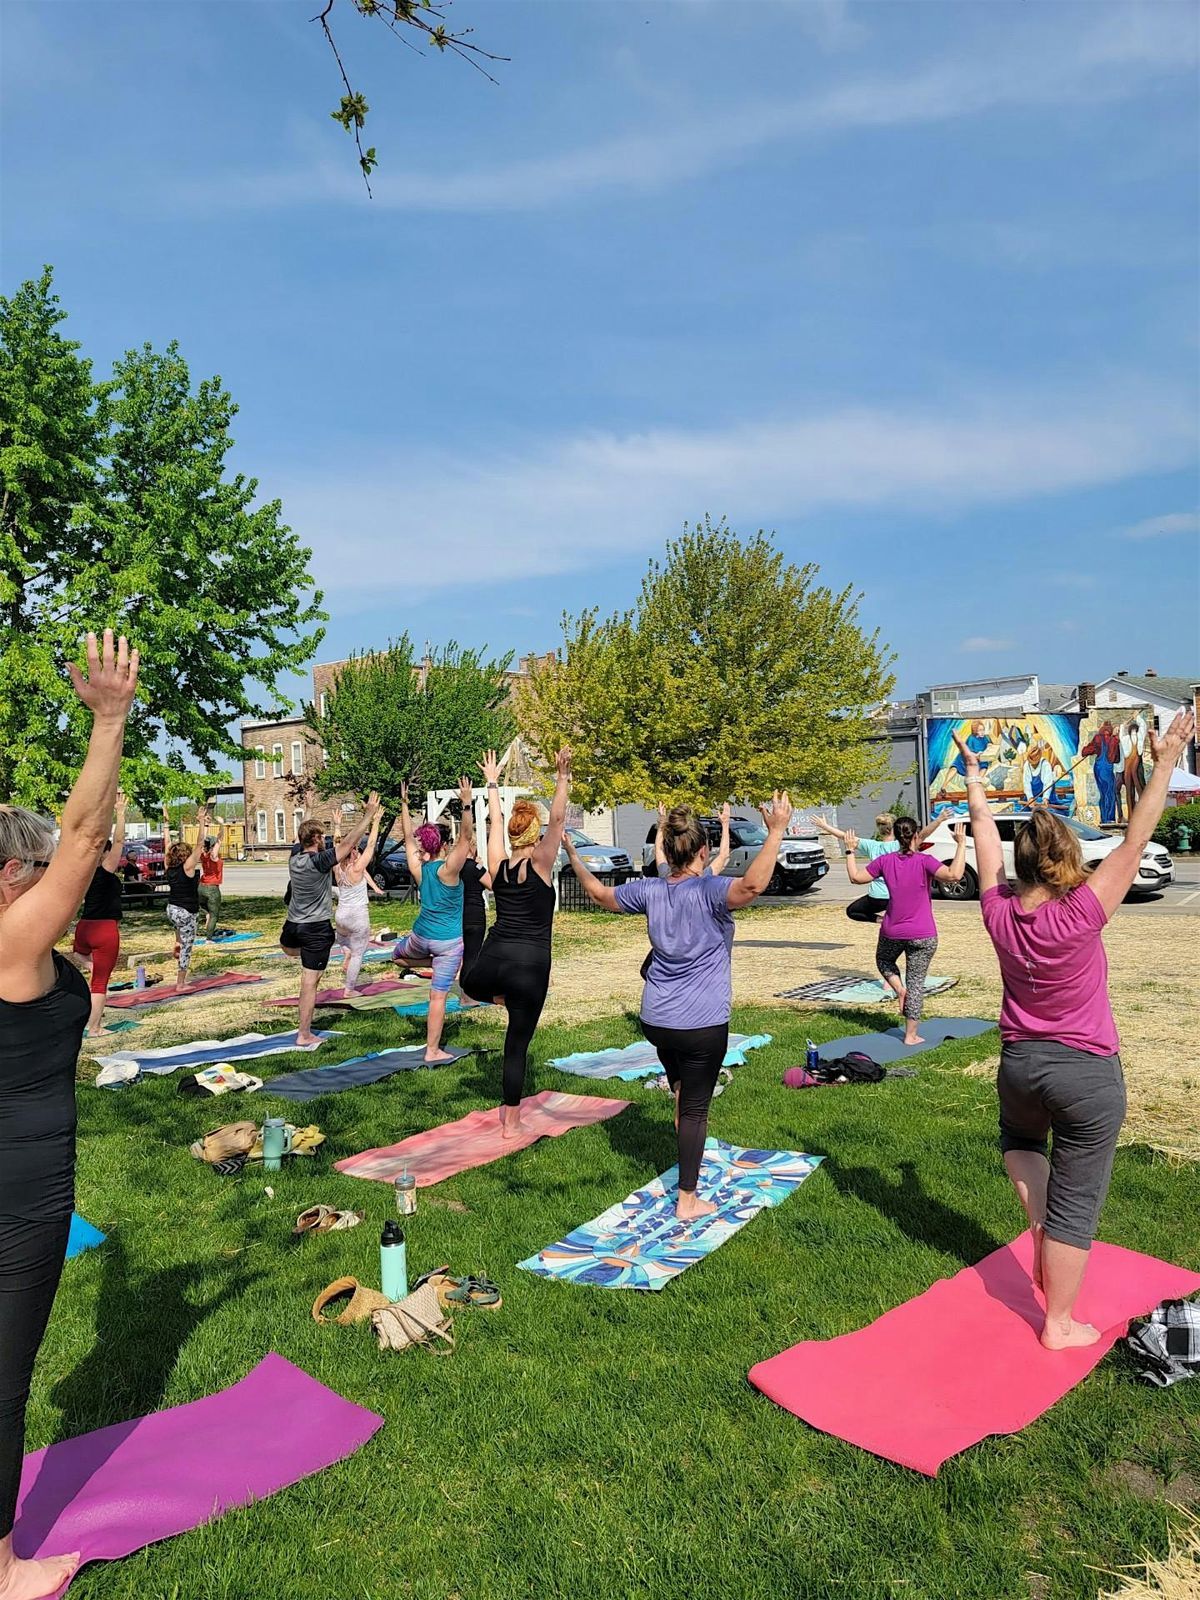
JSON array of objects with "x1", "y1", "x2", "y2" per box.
[
  {"x1": 380, "y1": 1220, "x2": 408, "y2": 1302},
  {"x1": 806, "y1": 1039, "x2": 819, "y2": 1074},
  {"x1": 135, "y1": 964, "x2": 146, "y2": 990}
]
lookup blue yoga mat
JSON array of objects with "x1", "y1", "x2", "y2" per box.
[
  {"x1": 392, "y1": 995, "x2": 489, "y2": 1020},
  {"x1": 67, "y1": 1214, "x2": 106, "y2": 1259},
  {"x1": 818, "y1": 1017, "x2": 995, "y2": 1065},
  {"x1": 519, "y1": 1139, "x2": 822, "y2": 1291},
  {"x1": 263, "y1": 1045, "x2": 473, "y2": 1102},
  {"x1": 93, "y1": 1029, "x2": 341, "y2": 1078},
  {"x1": 548, "y1": 1032, "x2": 772, "y2": 1082},
  {"x1": 195, "y1": 932, "x2": 261, "y2": 946}
]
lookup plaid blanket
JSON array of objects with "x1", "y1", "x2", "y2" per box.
[{"x1": 1126, "y1": 1298, "x2": 1200, "y2": 1387}]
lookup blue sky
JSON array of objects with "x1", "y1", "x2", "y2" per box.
[{"x1": 3, "y1": 0, "x2": 1198, "y2": 709}]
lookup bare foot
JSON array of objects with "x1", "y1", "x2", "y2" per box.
[
  {"x1": 295, "y1": 1032, "x2": 322, "y2": 1047},
  {"x1": 499, "y1": 1106, "x2": 522, "y2": 1140},
  {"x1": 424, "y1": 1051, "x2": 458, "y2": 1066},
  {"x1": 676, "y1": 1192, "x2": 718, "y2": 1222},
  {"x1": 1040, "y1": 1317, "x2": 1101, "y2": 1350},
  {"x1": 0, "y1": 1550, "x2": 81, "y2": 1599},
  {"x1": 342, "y1": 988, "x2": 353, "y2": 1000},
  {"x1": 903, "y1": 1031, "x2": 924, "y2": 1047}
]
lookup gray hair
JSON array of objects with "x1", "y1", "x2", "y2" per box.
[{"x1": 0, "y1": 805, "x2": 57, "y2": 886}]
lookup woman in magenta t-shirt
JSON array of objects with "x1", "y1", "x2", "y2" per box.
[
  {"x1": 842, "y1": 818, "x2": 967, "y2": 1045},
  {"x1": 954, "y1": 712, "x2": 1194, "y2": 1353}
]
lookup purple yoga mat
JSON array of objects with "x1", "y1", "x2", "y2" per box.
[{"x1": 13, "y1": 1353, "x2": 382, "y2": 1593}]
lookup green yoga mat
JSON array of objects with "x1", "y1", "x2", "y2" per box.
[{"x1": 320, "y1": 986, "x2": 431, "y2": 1011}]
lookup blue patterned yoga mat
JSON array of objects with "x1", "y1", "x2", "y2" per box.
[
  {"x1": 548, "y1": 1032, "x2": 772, "y2": 1082},
  {"x1": 67, "y1": 1214, "x2": 106, "y2": 1259},
  {"x1": 92, "y1": 1029, "x2": 341, "y2": 1078},
  {"x1": 518, "y1": 1138, "x2": 822, "y2": 1291}
]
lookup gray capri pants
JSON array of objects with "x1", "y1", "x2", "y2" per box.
[{"x1": 998, "y1": 1039, "x2": 1126, "y2": 1251}]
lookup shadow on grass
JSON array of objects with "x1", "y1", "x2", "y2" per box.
[{"x1": 823, "y1": 1156, "x2": 1004, "y2": 1267}]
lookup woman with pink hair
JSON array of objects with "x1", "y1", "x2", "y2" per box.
[{"x1": 392, "y1": 778, "x2": 475, "y2": 1064}]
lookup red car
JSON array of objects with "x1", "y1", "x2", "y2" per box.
[{"x1": 119, "y1": 836, "x2": 168, "y2": 899}]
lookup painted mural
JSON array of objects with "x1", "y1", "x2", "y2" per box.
[{"x1": 926, "y1": 709, "x2": 1155, "y2": 823}]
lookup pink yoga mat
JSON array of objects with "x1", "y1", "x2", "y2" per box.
[
  {"x1": 749, "y1": 1233, "x2": 1200, "y2": 1476},
  {"x1": 14, "y1": 1353, "x2": 382, "y2": 1593},
  {"x1": 335, "y1": 1089, "x2": 630, "y2": 1186},
  {"x1": 266, "y1": 978, "x2": 418, "y2": 1007},
  {"x1": 106, "y1": 972, "x2": 262, "y2": 1009}
]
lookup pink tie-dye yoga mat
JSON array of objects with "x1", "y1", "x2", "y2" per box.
[
  {"x1": 749, "y1": 1233, "x2": 1200, "y2": 1476},
  {"x1": 106, "y1": 972, "x2": 262, "y2": 1008},
  {"x1": 334, "y1": 1089, "x2": 629, "y2": 1186}
]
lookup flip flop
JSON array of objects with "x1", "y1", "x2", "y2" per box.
[
  {"x1": 436, "y1": 1273, "x2": 502, "y2": 1311},
  {"x1": 294, "y1": 1205, "x2": 364, "y2": 1236}
]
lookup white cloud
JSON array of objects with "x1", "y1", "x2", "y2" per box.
[
  {"x1": 274, "y1": 383, "x2": 1196, "y2": 600},
  {"x1": 181, "y1": 4, "x2": 1197, "y2": 213},
  {"x1": 960, "y1": 637, "x2": 1016, "y2": 652},
  {"x1": 1117, "y1": 511, "x2": 1200, "y2": 540}
]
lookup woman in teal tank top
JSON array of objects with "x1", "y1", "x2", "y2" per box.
[{"x1": 392, "y1": 778, "x2": 476, "y2": 1063}]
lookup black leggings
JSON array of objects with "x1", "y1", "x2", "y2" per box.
[
  {"x1": 462, "y1": 920, "x2": 486, "y2": 982},
  {"x1": 461, "y1": 938, "x2": 551, "y2": 1107},
  {"x1": 642, "y1": 1020, "x2": 728, "y2": 1193},
  {"x1": 846, "y1": 894, "x2": 884, "y2": 924},
  {"x1": 1, "y1": 1213, "x2": 70, "y2": 1536}
]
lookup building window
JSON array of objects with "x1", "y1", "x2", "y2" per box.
[
  {"x1": 319, "y1": 692, "x2": 327, "y2": 717},
  {"x1": 274, "y1": 809, "x2": 286, "y2": 843},
  {"x1": 291, "y1": 740, "x2": 304, "y2": 776},
  {"x1": 293, "y1": 809, "x2": 304, "y2": 839},
  {"x1": 254, "y1": 745, "x2": 265, "y2": 779},
  {"x1": 272, "y1": 743, "x2": 283, "y2": 778},
  {"x1": 256, "y1": 810, "x2": 267, "y2": 844}
]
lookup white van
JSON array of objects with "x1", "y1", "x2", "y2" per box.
[{"x1": 923, "y1": 813, "x2": 1174, "y2": 900}]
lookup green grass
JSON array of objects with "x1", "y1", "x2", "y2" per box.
[{"x1": 38, "y1": 907, "x2": 1200, "y2": 1600}]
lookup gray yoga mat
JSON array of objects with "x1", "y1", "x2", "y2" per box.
[
  {"x1": 817, "y1": 1017, "x2": 995, "y2": 1065},
  {"x1": 263, "y1": 1045, "x2": 473, "y2": 1103}
]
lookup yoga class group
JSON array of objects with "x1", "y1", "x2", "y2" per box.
[{"x1": 0, "y1": 629, "x2": 1195, "y2": 1600}]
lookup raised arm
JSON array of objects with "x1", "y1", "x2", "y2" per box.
[
  {"x1": 932, "y1": 822, "x2": 968, "y2": 883},
  {"x1": 480, "y1": 750, "x2": 507, "y2": 879},
  {"x1": 443, "y1": 778, "x2": 476, "y2": 878},
  {"x1": 953, "y1": 729, "x2": 1005, "y2": 892},
  {"x1": 728, "y1": 792, "x2": 791, "y2": 909},
  {"x1": 1090, "y1": 709, "x2": 1194, "y2": 917},
  {"x1": 0, "y1": 631, "x2": 139, "y2": 982},
  {"x1": 709, "y1": 802, "x2": 732, "y2": 877},
  {"x1": 563, "y1": 835, "x2": 621, "y2": 911},
  {"x1": 811, "y1": 813, "x2": 848, "y2": 843},
  {"x1": 185, "y1": 806, "x2": 209, "y2": 873},
  {"x1": 654, "y1": 802, "x2": 668, "y2": 872},
  {"x1": 161, "y1": 802, "x2": 171, "y2": 855},
  {"x1": 840, "y1": 831, "x2": 873, "y2": 885},
  {"x1": 337, "y1": 792, "x2": 379, "y2": 869},
  {"x1": 101, "y1": 790, "x2": 128, "y2": 874},
  {"x1": 532, "y1": 747, "x2": 572, "y2": 877},
  {"x1": 210, "y1": 824, "x2": 222, "y2": 863}
]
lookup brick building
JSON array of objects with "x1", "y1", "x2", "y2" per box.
[{"x1": 240, "y1": 716, "x2": 326, "y2": 856}]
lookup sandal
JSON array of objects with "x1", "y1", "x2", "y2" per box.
[
  {"x1": 294, "y1": 1205, "x2": 364, "y2": 1236},
  {"x1": 435, "y1": 1273, "x2": 503, "y2": 1311}
]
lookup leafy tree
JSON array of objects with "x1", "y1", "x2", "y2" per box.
[
  {"x1": 515, "y1": 517, "x2": 896, "y2": 811},
  {"x1": 0, "y1": 269, "x2": 326, "y2": 812},
  {"x1": 301, "y1": 637, "x2": 516, "y2": 840}
]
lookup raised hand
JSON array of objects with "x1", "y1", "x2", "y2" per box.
[
  {"x1": 67, "y1": 629, "x2": 139, "y2": 721},
  {"x1": 951, "y1": 728, "x2": 982, "y2": 780},
  {"x1": 480, "y1": 749, "x2": 501, "y2": 785},
  {"x1": 364, "y1": 790, "x2": 381, "y2": 816},
  {"x1": 951, "y1": 822, "x2": 967, "y2": 845},
  {"x1": 458, "y1": 775, "x2": 473, "y2": 807},
  {"x1": 657, "y1": 801, "x2": 667, "y2": 823},
  {"x1": 762, "y1": 790, "x2": 792, "y2": 833},
  {"x1": 1149, "y1": 708, "x2": 1196, "y2": 766},
  {"x1": 115, "y1": 789, "x2": 127, "y2": 814},
  {"x1": 719, "y1": 801, "x2": 731, "y2": 826},
  {"x1": 555, "y1": 746, "x2": 572, "y2": 779}
]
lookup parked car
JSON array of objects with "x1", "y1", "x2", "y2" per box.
[
  {"x1": 923, "y1": 813, "x2": 1175, "y2": 900},
  {"x1": 373, "y1": 839, "x2": 416, "y2": 894},
  {"x1": 549, "y1": 828, "x2": 636, "y2": 882},
  {"x1": 641, "y1": 815, "x2": 827, "y2": 895},
  {"x1": 119, "y1": 836, "x2": 168, "y2": 901}
]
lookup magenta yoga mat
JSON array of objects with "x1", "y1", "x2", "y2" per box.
[
  {"x1": 105, "y1": 972, "x2": 262, "y2": 1009},
  {"x1": 749, "y1": 1233, "x2": 1200, "y2": 1476},
  {"x1": 13, "y1": 1354, "x2": 383, "y2": 1592}
]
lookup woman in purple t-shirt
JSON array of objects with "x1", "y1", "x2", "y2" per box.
[
  {"x1": 564, "y1": 794, "x2": 792, "y2": 1222},
  {"x1": 842, "y1": 818, "x2": 967, "y2": 1045},
  {"x1": 956, "y1": 713, "x2": 1194, "y2": 1351}
]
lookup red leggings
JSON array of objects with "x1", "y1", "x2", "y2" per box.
[{"x1": 73, "y1": 918, "x2": 121, "y2": 993}]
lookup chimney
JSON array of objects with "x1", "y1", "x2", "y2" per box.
[
  {"x1": 1077, "y1": 682, "x2": 1096, "y2": 712},
  {"x1": 1144, "y1": 668, "x2": 1158, "y2": 678},
  {"x1": 1117, "y1": 670, "x2": 1129, "y2": 678}
]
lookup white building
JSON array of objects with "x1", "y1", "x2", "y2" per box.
[{"x1": 921, "y1": 675, "x2": 1075, "y2": 716}]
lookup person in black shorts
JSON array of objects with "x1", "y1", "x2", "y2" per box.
[
  {"x1": 0, "y1": 628, "x2": 139, "y2": 1600},
  {"x1": 283, "y1": 792, "x2": 380, "y2": 1045}
]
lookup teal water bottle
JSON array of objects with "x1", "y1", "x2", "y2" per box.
[{"x1": 380, "y1": 1220, "x2": 408, "y2": 1302}]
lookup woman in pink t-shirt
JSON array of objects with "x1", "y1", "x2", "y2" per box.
[
  {"x1": 842, "y1": 817, "x2": 967, "y2": 1045},
  {"x1": 955, "y1": 711, "x2": 1194, "y2": 1352}
]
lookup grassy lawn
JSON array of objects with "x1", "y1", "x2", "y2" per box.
[{"x1": 36, "y1": 898, "x2": 1200, "y2": 1599}]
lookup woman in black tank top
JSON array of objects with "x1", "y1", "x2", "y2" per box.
[
  {"x1": 0, "y1": 628, "x2": 138, "y2": 1597},
  {"x1": 460, "y1": 747, "x2": 571, "y2": 1135}
]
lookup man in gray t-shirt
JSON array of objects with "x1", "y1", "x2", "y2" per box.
[{"x1": 282, "y1": 791, "x2": 380, "y2": 1044}]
